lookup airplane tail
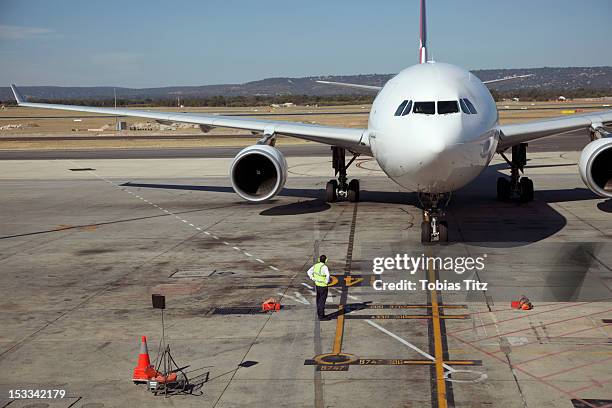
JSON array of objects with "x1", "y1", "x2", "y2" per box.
[{"x1": 418, "y1": 0, "x2": 428, "y2": 64}]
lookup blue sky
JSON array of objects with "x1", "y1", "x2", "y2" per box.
[{"x1": 1, "y1": 0, "x2": 610, "y2": 87}]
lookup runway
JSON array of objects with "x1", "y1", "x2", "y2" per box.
[
  {"x1": 0, "y1": 150, "x2": 610, "y2": 407},
  {"x1": 0, "y1": 130, "x2": 593, "y2": 160}
]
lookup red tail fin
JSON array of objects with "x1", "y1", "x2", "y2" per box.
[{"x1": 419, "y1": 0, "x2": 428, "y2": 63}]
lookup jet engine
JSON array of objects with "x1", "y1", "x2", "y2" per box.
[
  {"x1": 579, "y1": 137, "x2": 612, "y2": 198},
  {"x1": 230, "y1": 144, "x2": 287, "y2": 201}
]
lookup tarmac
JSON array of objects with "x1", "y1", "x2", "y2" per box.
[
  {"x1": 0, "y1": 143, "x2": 610, "y2": 407},
  {"x1": 0, "y1": 127, "x2": 594, "y2": 159}
]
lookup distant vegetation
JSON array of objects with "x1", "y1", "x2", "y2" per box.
[
  {"x1": 2, "y1": 94, "x2": 376, "y2": 108},
  {"x1": 490, "y1": 88, "x2": 612, "y2": 102},
  {"x1": 2, "y1": 88, "x2": 610, "y2": 108},
  {"x1": 1, "y1": 66, "x2": 610, "y2": 107}
]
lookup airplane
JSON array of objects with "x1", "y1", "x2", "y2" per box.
[{"x1": 9, "y1": 0, "x2": 612, "y2": 243}]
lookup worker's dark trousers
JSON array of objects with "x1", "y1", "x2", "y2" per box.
[{"x1": 316, "y1": 285, "x2": 328, "y2": 318}]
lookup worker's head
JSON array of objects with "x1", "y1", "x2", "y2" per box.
[{"x1": 319, "y1": 255, "x2": 327, "y2": 263}]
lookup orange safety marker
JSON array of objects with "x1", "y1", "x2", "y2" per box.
[
  {"x1": 262, "y1": 298, "x2": 280, "y2": 312},
  {"x1": 153, "y1": 372, "x2": 178, "y2": 384},
  {"x1": 133, "y1": 336, "x2": 159, "y2": 383},
  {"x1": 511, "y1": 296, "x2": 533, "y2": 310}
]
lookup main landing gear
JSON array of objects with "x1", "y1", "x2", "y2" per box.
[
  {"x1": 497, "y1": 143, "x2": 534, "y2": 202},
  {"x1": 419, "y1": 192, "x2": 450, "y2": 243},
  {"x1": 325, "y1": 146, "x2": 360, "y2": 203}
]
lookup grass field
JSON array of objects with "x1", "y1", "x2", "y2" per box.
[{"x1": 0, "y1": 100, "x2": 609, "y2": 149}]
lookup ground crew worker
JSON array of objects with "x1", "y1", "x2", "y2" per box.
[{"x1": 307, "y1": 255, "x2": 330, "y2": 320}]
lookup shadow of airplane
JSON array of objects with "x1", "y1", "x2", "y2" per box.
[
  {"x1": 323, "y1": 301, "x2": 372, "y2": 320},
  {"x1": 597, "y1": 199, "x2": 612, "y2": 213},
  {"x1": 120, "y1": 159, "x2": 604, "y2": 246}
]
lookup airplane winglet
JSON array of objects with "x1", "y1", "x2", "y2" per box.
[{"x1": 10, "y1": 84, "x2": 25, "y2": 104}]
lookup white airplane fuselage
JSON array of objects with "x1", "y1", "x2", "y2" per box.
[{"x1": 368, "y1": 62, "x2": 499, "y2": 193}]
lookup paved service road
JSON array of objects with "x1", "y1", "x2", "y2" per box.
[{"x1": 0, "y1": 129, "x2": 592, "y2": 160}]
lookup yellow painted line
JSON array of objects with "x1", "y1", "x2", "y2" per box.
[
  {"x1": 354, "y1": 315, "x2": 468, "y2": 319},
  {"x1": 428, "y1": 259, "x2": 447, "y2": 408},
  {"x1": 367, "y1": 305, "x2": 467, "y2": 309},
  {"x1": 332, "y1": 304, "x2": 345, "y2": 354}
]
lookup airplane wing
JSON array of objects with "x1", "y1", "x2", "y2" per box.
[
  {"x1": 497, "y1": 109, "x2": 612, "y2": 151},
  {"x1": 315, "y1": 80, "x2": 382, "y2": 91},
  {"x1": 10, "y1": 84, "x2": 371, "y2": 154},
  {"x1": 481, "y1": 74, "x2": 534, "y2": 85},
  {"x1": 316, "y1": 74, "x2": 534, "y2": 89}
]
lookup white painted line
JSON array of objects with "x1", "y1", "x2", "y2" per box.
[
  {"x1": 279, "y1": 292, "x2": 310, "y2": 305},
  {"x1": 364, "y1": 319, "x2": 455, "y2": 373},
  {"x1": 78, "y1": 166, "x2": 275, "y2": 272},
  {"x1": 301, "y1": 282, "x2": 314, "y2": 290},
  {"x1": 294, "y1": 291, "x2": 310, "y2": 304}
]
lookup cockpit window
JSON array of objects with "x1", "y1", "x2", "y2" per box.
[
  {"x1": 437, "y1": 101, "x2": 459, "y2": 114},
  {"x1": 460, "y1": 98, "x2": 477, "y2": 114},
  {"x1": 413, "y1": 101, "x2": 435, "y2": 115},
  {"x1": 394, "y1": 100, "x2": 408, "y2": 116},
  {"x1": 394, "y1": 100, "x2": 413, "y2": 116},
  {"x1": 464, "y1": 98, "x2": 477, "y2": 114},
  {"x1": 401, "y1": 100, "x2": 413, "y2": 116}
]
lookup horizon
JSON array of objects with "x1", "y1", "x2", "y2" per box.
[{"x1": 5, "y1": 65, "x2": 612, "y2": 89}]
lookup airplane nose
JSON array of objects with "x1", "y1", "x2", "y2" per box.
[
  {"x1": 402, "y1": 134, "x2": 447, "y2": 170},
  {"x1": 373, "y1": 123, "x2": 463, "y2": 192},
  {"x1": 378, "y1": 135, "x2": 446, "y2": 180},
  {"x1": 421, "y1": 135, "x2": 446, "y2": 157}
]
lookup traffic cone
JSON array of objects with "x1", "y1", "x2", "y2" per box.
[{"x1": 133, "y1": 336, "x2": 157, "y2": 383}]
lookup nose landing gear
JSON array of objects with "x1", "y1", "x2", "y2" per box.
[
  {"x1": 497, "y1": 143, "x2": 534, "y2": 202},
  {"x1": 419, "y1": 192, "x2": 450, "y2": 243},
  {"x1": 325, "y1": 146, "x2": 360, "y2": 203}
]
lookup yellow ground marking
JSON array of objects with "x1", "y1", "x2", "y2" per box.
[
  {"x1": 428, "y1": 254, "x2": 448, "y2": 408},
  {"x1": 332, "y1": 304, "x2": 345, "y2": 354}
]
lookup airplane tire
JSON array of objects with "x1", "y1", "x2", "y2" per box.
[
  {"x1": 497, "y1": 177, "x2": 511, "y2": 201},
  {"x1": 325, "y1": 180, "x2": 337, "y2": 203},
  {"x1": 421, "y1": 221, "x2": 432, "y2": 243},
  {"x1": 519, "y1": 177, "x2": 534, "y2": 202},
  {"x1": 438, "y1": 221, "x2": 449, "y2": 243},
  {"x1": 348, "y1": 179, "x2": 360, "y2": 202}
]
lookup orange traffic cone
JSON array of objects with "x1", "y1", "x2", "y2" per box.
[{"x1": 133, "y1": 336, "x2": 158, "y2": 383}]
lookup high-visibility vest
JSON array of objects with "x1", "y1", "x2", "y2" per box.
[{"x1": 312, "y1": 262, "x2": 328, "y2": 287}]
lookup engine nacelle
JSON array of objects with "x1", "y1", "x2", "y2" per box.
[
  {"x1": 579, "y1": 137, "x2": 612, "y2": 198},
  {"x1": 230, "y1": 144, "x2": 288, "y2": 202}
]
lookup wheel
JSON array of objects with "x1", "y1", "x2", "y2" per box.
[
  {"x1": 325, "y1": 180, "x2": 337, "y2": 203},
  {"x1": 421, "y1": 221, "x2": 432, "y2": 243},
  {"x1": 348, "y1": 179, "x2": 360, "y2": 202},
  {"x1": 497, "y1": 177, "x2": 511, "y2": 201},
  {"x1": 438, "y1": 221, "x2": 449, "y2": 243},
  {"x1": 519, "y1": 177, "x2": 534, "y2": 202}
]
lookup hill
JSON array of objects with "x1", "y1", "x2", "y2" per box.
[{"x1": 1, "y1": 66, "x2": 610, "y2": 102}]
